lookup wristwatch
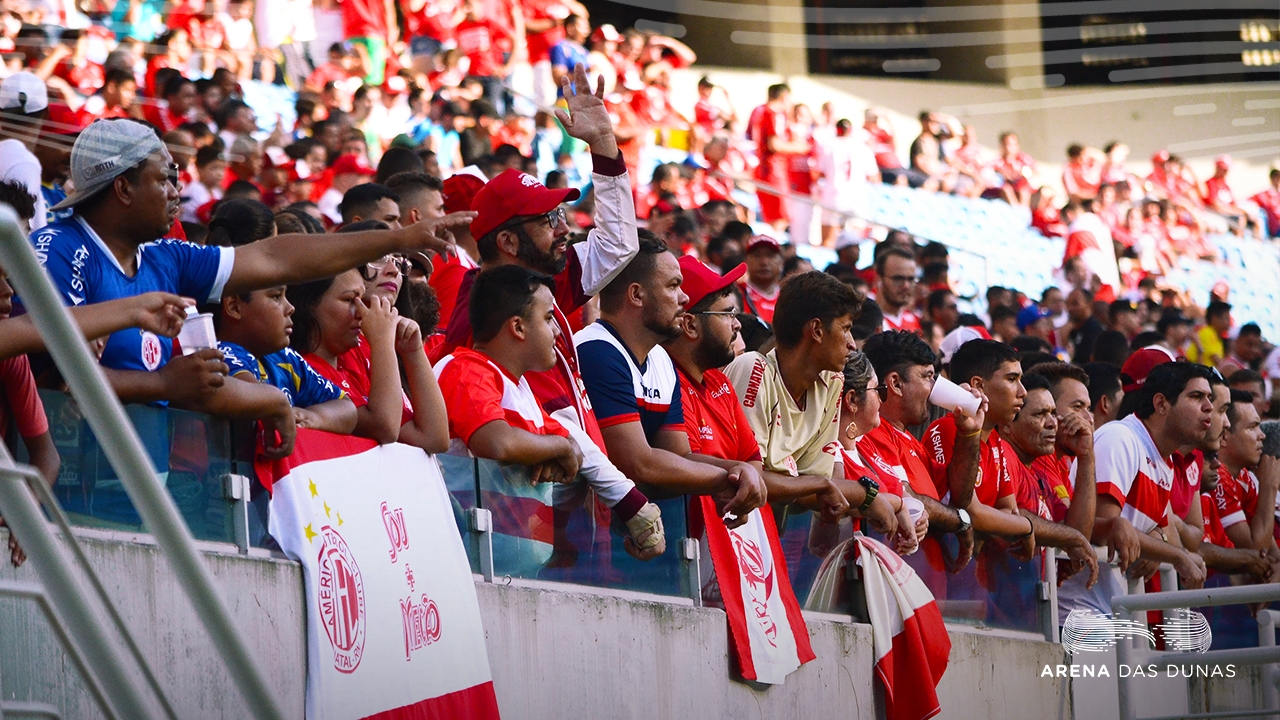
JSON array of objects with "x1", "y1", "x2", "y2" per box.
[
  {"x1": 955, "y1": 508, "x2": 972, "y2": 533},
  {"x1": 857, "y1": 476, "x2": 879, "y2": 511}
]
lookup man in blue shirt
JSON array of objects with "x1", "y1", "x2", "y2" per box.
[
  {"x1": 549, "y1": 16, "x2": 591, "y2": 96},
  {"x1": 29, "y1": 119, "x2": 471, "y2": 451},
  {"x1": 575, "y1": 235, "x2": 765, "y2": 524}
]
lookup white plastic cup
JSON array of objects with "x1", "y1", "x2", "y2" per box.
[
  {"x1": 903, "y1": 496, "x2": 925, "y2": 525},
  {"x1": 177, "y1": 311, "x2": 217, "y2": 355},
  {"x1": 930, "y1": 375, "x2": 981, "y2": 416}
]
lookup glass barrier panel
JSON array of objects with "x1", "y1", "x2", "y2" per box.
[
  {"x1": 435, "y1": 453, "x2": 687, "y2": 597},
  {"x1": 22, "y1": 390, "x2": 243, "y2": 546}
]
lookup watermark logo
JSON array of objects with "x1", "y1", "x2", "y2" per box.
[{"x1": 1062, "y1": 609, "x2": 1213, "y2": 654}]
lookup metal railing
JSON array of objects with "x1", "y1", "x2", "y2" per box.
[
  {"x1": 1111, "y1": 573, "x2": 1280, "y2": 720},
  {"x1": 0, "y1": 206, "x2": 285, "y2": 720}
]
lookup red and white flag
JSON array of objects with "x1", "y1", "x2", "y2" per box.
[
  {"x1": 261, "y1": 430, "x2": 501, "y2": 720},
  {"x1": 700, "y1": 499, "x2": 815, "y2": 684},
  {"x1": 855, "y1": 536, "x2": 950, "y2": 720}
]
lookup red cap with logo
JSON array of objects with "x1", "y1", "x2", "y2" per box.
[
  {"x1": 443, "y1": 173, "x2": 486, "y2": 215},
  {"x1": 331, "y1": 153, "x2": 376, "y2": 177},
  {"x1": 1120, "y1": 346, "x2": 1176, "y2": 394},
  {"x1": 470, "y1": 168, "x2": 580, "y2": 240},
  {"x1": 679, "y1": 255, "x2": 745, "y2": 309}
]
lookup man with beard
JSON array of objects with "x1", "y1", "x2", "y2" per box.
[
  {"x1": 442, "y1": 66, "x2": 667, "y2": 556},
  {"x1": 31, "y1": 118, "x2": 472, "y2": 416},
  {"x1": 859, "y1": 330, "x2": 979, "y2": 570},
  {"x1": 999, "y1": 372, "x2": 1099, "y2": 588},
  {"x1": 662, "y1": 256, "x2": 847, "y2": 522},
  {"x1": 577, "y1": 240, "x2": 767, "y2": 524}
]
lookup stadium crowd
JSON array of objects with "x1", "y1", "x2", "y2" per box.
[{"x1": 1, "y1": 0, "x2": 1279, "y2": 644}]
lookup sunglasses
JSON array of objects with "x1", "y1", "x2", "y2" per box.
[{"x1": 365, "y1": 254, "x2": 411, "y2": 275}]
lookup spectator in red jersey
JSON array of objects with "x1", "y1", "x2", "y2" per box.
[
  {"x1": 876, "y1": 247, "x2": 922, "y2": 334},
  {"x1": 785, "y1": 103, "x2": 818, "y2": 245},
  {"x1": 926, "y1": 339, "x2": 1036, "y2": 555},
  {"x1": 1062, "y1": 143, "x2": 1104, "y2": 203},
  {"x1": 1204, "y1": 155, "x2": 1263, "y2": 237},
  {"x1": 740, "y1": 234, "x2": 783, "y2": 323},
  {"x1": 667, "y1": 255, "x2": 851, "y2": 523},
  {"x1": 1214, "y1": 390, "x2": 1280, "y2": 557},
  {"x1": 638, "y1": 162, "x2": 685, "y2": 219},
  {"x1": 403, "y1": 0, "x2": 463, "y2": 72},
  {"x1": 1248, "y1": 168, "x2": 1280, "y2": 238},
  {"x1": 78, "y1": 67, "x2": 140, "y2": 123},
  {"x1": 692, "y1": 75, "x2": 736, "y2": 146},
  {"x1": 990, "y1": 131, "x2": 1034, "y2": 206},
  {"x1": 341, "y1": 0, "x2": 397, "y2": 86},
  {"x1": 50, "y1": 29, "x2": 105, "y2": 97},
  {"x1": 307, "y1": 42, "x2": 364, "y2": 95},
  {"x1": 145, "y1": 75, "x2": 199, "y2": 133},
  {"x1": 751, "y1": 84, "x2": 808, "y2": 232},
  {"x1": 1000, "y1": 372, "x2": 1099, "y2": 587},
  {"x1": 688, "y1": 136, "x2": 736, "y2": 206},
  {"x1": 1030, "y1": 186, "x2": 1067, "y2": 238},
  {"x1": 1100, "y1": 141, "x2": 1133, "y2": 185},
  {"x1": 456, "y1": 0, "x2": 515, "y2": 114}
]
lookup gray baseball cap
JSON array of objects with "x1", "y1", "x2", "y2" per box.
[{"x1": 52, "y1": 119, "x2": 165, "y2": 211}]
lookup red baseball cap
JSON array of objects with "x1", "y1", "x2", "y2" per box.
[
  {"x1": 470, "y1": 169, "x2": 580, "y2": 240},
  {"x1": 442, "y1": 173, "x2": 486, "y2": 215},
  {"x1": 1120, "y1": 346, "x2": 1176, "y2": 394},
  {"x1": 679, "y1": 255, "x2": 745, "y2": 309},
  {"x1": 746, "y1": 234, "x2": 781, "y2": 253},
  {"x1": 331, "y1": 153, "x2": 376, "y2": 177},
  {"x1": 45, "y1": 103, "x2": 87, "y2": 136}
]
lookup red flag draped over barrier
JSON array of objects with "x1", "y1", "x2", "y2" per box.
[{"x1": 700, "y1": 498, "x2": 816, "y2": 684}]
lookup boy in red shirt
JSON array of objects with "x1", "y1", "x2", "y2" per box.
[
  {"x1": 435, "y1": 265, "x2": 663, "y2": 556},
  {"x1": 925, "y1": 339, "x2": 1036, "y2": 554}
]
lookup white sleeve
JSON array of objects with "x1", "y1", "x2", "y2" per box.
[
  {"x1": 572, "y1": 170, "x2": 639, "y2": 297},
  {"x1": 4, "y1": 155, "x2": 46, "y2": 231},
  {"x1": 1093, "y1": 425, "x2": 1139, "y2": 502}
]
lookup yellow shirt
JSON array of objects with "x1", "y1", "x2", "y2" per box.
[
  {"x1": 724, "y1": 349, "x2": 842, "y2": 480},
  {"x1": 1186, "y1": 325, "x2": 1224, "y2": 367}
]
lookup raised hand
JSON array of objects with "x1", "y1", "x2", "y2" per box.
[
  {"x1": 357, "y1": 294, "x2": 399, "y2": 346},
  {"x1": 1057, "y1": 411, "x2": 1094, "y2": 458},
  {"x1": 399, "y1": 212, "x2": 475, "y2": 256},
  {"x1": 394, "y1": 317, "x2": 424, "y2": 356},
  {"x1": 553, "y1": 63, "x2": 619, "y2": 158}
]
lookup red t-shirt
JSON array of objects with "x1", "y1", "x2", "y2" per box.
[
  {"x1": 741, "y1": 282, "x2": 778, "y2": 324},
  {"x1": 1200, "y1": 493, "x2": 1234, "y2": 548},
  {"x1": 881, "y1": 309, "x2": 922, "y2": 334},
  {"x1": 435, "y1": 347, "x2": 567, "y2": 444},
  {"x1": 1012, "y1": 457, "x2": 1055, "y2": 521},
  {"x1": 304, "y1": 336, "x2": 414, "y2": 426},
  {"x1": 923, "y1": 417, "x2": 1016, "y2": 507},
  {"x1": 1169, "y1": 450, "x2": 1203, "y2": 520},
  {"x1": 53, "y1": 59, "x2": 104, "y2": 96},
  {"x1": 520, "y1": 0, "x2": 567, "y2": 64},
  {"x1": 403, "y1": 0, "x2": 461, "y2": 42},
  {"x1": 857, "y1": 420, "x2": 940, "y2": 500},
  {"x1": 430, "y1": 251, "x2": 477, "y2": 333},
  {"x1": 0, "y1": 356, "x2": 49, "y2": 440},
  {"x1": 1203, "y1": 176, "x2": 1235, "y2": 210},
  {"x1": 675, "y1": 365, "x2": 762, "y2": 464},
  {"x1": 342, "y1": 0, "x2": 390, "y2": 39},
  {"x1": 865, "y1": 126, "x2": 900, "y2": 170},
  {"x1": 1212, "y1": 464, "x2": 1259, "y2": 532},
  {"x1": 1029, "y1": 454, "x2": 1073, "y2": 524},
  {"x1": 1249, "y1": 188, "x2": 1280, "y2": 234},
  {"x1": 751, "y1": 105, "x2": 790, "y2": 183},
  {"x1": 455, "y1": 18, "x2": 509, "y2": 77}
]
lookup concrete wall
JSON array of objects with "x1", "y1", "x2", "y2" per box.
[{"x1": 0, "y1": 528, "x2": 1264, "y2": 719}]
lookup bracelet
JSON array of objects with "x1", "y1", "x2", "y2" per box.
[
  {"x1": 1018, "y1": 517, "x2": 1034, "y2": 539},
  {"x1": 958, "y1": 429, "x2": 981, "y2": 438}
]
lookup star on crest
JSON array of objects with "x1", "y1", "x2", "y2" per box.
[
  {"x1": 304, "y1": 523, "x2": 317, "y2": 543},
  {"x1": 324, "y1": 501, "x2": 331, "y2": 518},
  {"x1": 337, "y1": 512, "x2": 344, "y2": 526},
  {"x1": 309, "y1": 479, "x2": 318, "y2": 497}
]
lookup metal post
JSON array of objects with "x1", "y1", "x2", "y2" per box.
[
  {"x1": 222, "y1": 474, "x2": 252, "y2": 554},
  {"x1": 467, "y1": 508, "x2": 494, "y2": 582},
  {"x1": 680, "y1": 537, "x2": 702, "y2": 607},
  {"x1": 1040, "y1": 550, "x2": 1059, "y2": 643},
  {"x1": 0, "y1": 462, "x2": 159, "y2": 720},
  {"x1": 1259, "y1": 609, "x2": 1280, "y2": 713},
  {"x1": 0, "y1": 209, "x2": 285, "y2": 720}
]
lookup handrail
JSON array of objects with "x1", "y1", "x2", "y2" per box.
[
  {"x1": 1113, "y1": 582, "x2": 1280, "y2": 613},
  {"x1": 0, "y1": 206, "x2": 285, "y2": 720}
]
